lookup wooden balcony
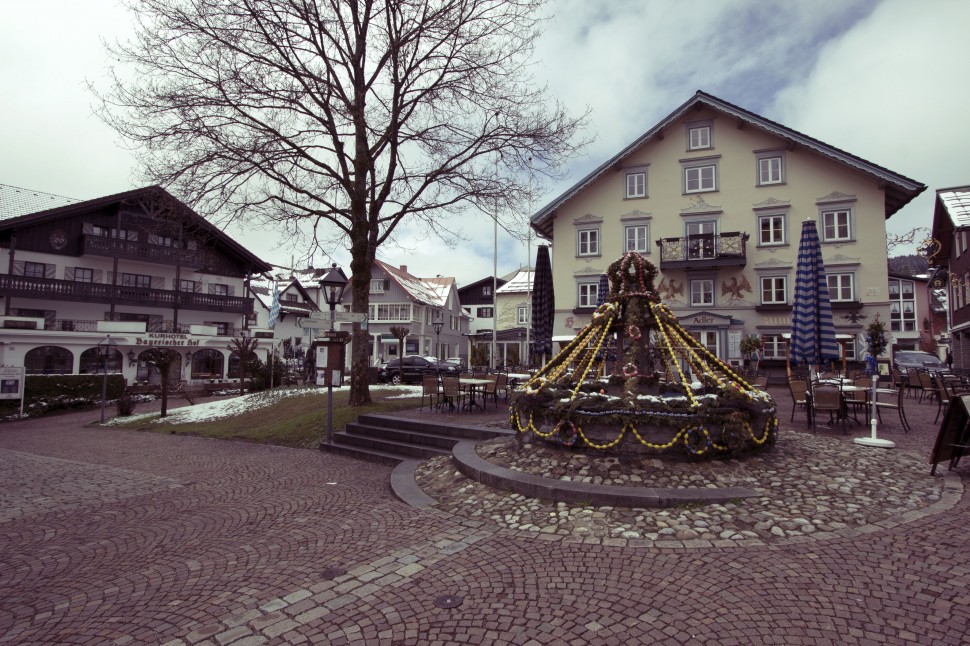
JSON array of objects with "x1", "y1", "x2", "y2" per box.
[
  {"x1": 0, "y1": 275, "x2": 254, "y2": 314},
  {"x1": 80, "y1": 234, "x2": 233, "y2": 272},
  {"x1": 656, "y1": 232, "x2": 749, "y2": 270}
]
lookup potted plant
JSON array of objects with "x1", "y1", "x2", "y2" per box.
[{"x1": 740, "y1": 335, "x2": 763, "y2": 372}]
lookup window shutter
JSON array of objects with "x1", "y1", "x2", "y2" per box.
[
  {"x1": 12, "y1": 260, "x2": 24, "y2": 276},
  {"x1": 44, "y1": 264, "x2": 55, "y2": 279},
  {"x1": 228, "y1": 285, "x2": 235, "y2": 297},
  {"x1": 151, "y1": 276, "x2": 164, "y2": 289},
  {"x1": 208, "y1": 283, "x2": 216, "y2": 295},
  {"x1": 82, "y1": 222, "x2": 94, "y2": 235},
  {"x1": 64, "y1": 267, "x2": 75, "y2": 281},
  {"x1": 92, "y1": 269, "x2": 103, "y2": 283},
  {"x1": 195, "y1": 281, "x2": 203, "y2": 293}
]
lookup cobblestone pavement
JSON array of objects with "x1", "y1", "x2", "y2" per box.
[{"x1": 2, "y1": 391, "x2": 969, "y2": 645}]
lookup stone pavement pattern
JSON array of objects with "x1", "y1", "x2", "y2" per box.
[{"x1": 1, "y1": 392, "x2": 969, "y2": 645}]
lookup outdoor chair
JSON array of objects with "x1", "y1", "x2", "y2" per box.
[
  {"x1": 918, "y1": 371, "x2": 935, "y2": 405},
  {"x1": 932, "y1": 374, "x2": 952, "y2": 424},
  {"x1": 420, "y1": 375, "x2": 440, "y2": 411},
  {"x1": 890, "y1": 368, "x2": 904, "y2": 390},
  {"x1": 872, "y1": 385, "x2": 910, "y2": 432},
  {"x1": 751, "y1": 376, "x2": 769, "y2": 390},
  {"x1": 439, "y1": 376, "x2": 464, "y2": 413},
  {"x1": 494, "y1": 372, "x2": 510, "y2": 402},
  {"x1": 844, "y1": 377, "x2": 872, "y2": 423},
  {"x1": 811, "y1": 384, "x2": 845, "y2": 433},
  {"x1": 906, "y1": 369, "x2": 923, "y2": 400},
  {"x1": 788, "y1": 380, "x2": 811, "y2": 425},
  {"x1": 483, "y1": 375, "x2": 498, "y2": 407}
]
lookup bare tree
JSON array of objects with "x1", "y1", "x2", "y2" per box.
[
  {"x1": 228, "y1": 335, "x2": 260, "y2": 395},
  {"x1": 140, "y1": 347, "x2": 181, "y2": 417},
  {"x1": 95, "y1": 0, "x2": 587, "y2": 405}
]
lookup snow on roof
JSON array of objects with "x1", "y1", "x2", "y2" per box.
[
  {"x1": 0, "y1": 183, "x2": 82, "y2": 220},
  {"x1": 376, "y1": 259, "x2": 454, "y2": 307},
  {"x1": 496, "y1": 269, "x2": 534, "y2": 294}
]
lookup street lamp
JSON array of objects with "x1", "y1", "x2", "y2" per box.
[
  {"x1": 97, "y1": 334, "x2": 118, "y2": 423},
  {"x1": 319, "y1": 263, "x2": 348, "y2": 444},
  {"x1": 432, "y1": 313, "x2": 444, "y2": 375}
]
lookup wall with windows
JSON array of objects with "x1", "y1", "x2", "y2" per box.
[{"x1": 541, "y1": 98, "x2": 906, "y2": 364}]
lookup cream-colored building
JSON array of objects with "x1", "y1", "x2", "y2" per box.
[{"x1": 531, "y1": 91, "x2": 926, "y2": 368}]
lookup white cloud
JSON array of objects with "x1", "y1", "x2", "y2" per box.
[{"x1": 2, "y1": 0, "x2": 959, "y2": 287}]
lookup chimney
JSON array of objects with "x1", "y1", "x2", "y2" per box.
[{"x1": 399, "y1": 265, "x2": 408, "y2": 273}]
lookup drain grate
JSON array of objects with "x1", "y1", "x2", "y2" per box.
[
  {"x1": 319, "y1": 566, "x2": 348, "y2": 580},
  {"x1": 434, "y1": 594, "x2": 463, "y2": 609}
]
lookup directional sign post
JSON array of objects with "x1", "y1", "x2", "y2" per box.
[{"x1": 298, "y1": 312, "x2": 367, "y2": 329}]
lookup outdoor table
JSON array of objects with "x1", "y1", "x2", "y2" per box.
[{"x1": 460, "y1": 378, "x2": 493, "y2": 412}]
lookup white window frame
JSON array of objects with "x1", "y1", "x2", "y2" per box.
[
  {"x1": 757, "y1": 155, "x2": 784, "y2": 186},
  {"x1": 689, "y1": 279, "x2": 714, "y2": 307},
  {"x1": 369, "y1": 279, "x2": 385, "y2": 294},
  {"x1": 691, "y1": 330, "x2": 720, "y2": 356},
  {"x1": 578, "y1": 282, "x2": 599, "y2": 309},
  {"x1": 762, "y1": 334, "x2": 786, "y2": 360},
  {"x1": 684, "y1": 164, "x2": 717, "y2": 193},
  {"x1": 517, "y1": 305, "x2": 528, "y2": 325},
  {"x1": 827, "y1": 273, "x2": 855, "y2": 302},
  {"x1": 625, "y1": 171, "x2": 647, "y2": 199},
  {"x1": 758, "y1": 213, "x2": 786, "y2": 246},
  {"x1": 577, "y1": 228, "x2": 600, "y2": 257},
  {"x1": 624, "y1": 224, "x2": 649, "y2": 253},
  {"x1": 482, "y1": 284, "x2": 492, "y2": 296},
  {"x1": 889, "y1": 278, "x2": 917, "y2": 332},
  {"x1": 688, "y1": 126, "x2": 711, "y2": 150},
  {"x1": 760, "y1": 276, "x2": 787, "y2": 305},
  {"x1": 821, "y1": 209, "x2": 852, "y2": 242},
  {"x1": 369, "y1": 303, "x2": 413, "y2": 322}
]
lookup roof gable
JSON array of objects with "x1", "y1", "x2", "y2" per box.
[{"x1": 531, "y1": 90, "x2": 926, "y2": 237}]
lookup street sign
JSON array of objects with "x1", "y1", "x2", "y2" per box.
[{"x1": 297, "y1": 312, "x2": 367, "y2": 329}]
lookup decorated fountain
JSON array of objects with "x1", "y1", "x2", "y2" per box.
[{"x1": 510, "y1": 253, "x2": 778, "y2": 459}]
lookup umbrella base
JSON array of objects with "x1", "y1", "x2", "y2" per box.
[{"x1": 853, "y1": 437, "x2": 895, "y2": 449}]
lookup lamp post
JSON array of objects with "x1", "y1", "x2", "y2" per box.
[
  {"x1": 97, "y1": 334, "x2": 117, "y2": 423},
  {"x1": 320, "y1": 263, "x2": 348, "y2": 445},
  {"x1": 433, "y1": 314, "x2": 443, "y2": 375}
]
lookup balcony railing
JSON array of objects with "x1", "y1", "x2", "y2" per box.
[
  {"x1": 656, "y1": 232, "x2": 749, "y2": 270},
  {"x1": 81, "y1": 234, "x2": 213, "y2": 269},
  {"x1": 0, "y1": 275, "x2": 254, "y2": 314},
  {"x1": 45, "y1": 319, "x2": 241, "y2": 335}
]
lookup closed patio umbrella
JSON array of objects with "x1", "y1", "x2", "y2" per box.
[
  {"x1": 531, "y1": 244, "x2": 555, "y2": 366},
  {"x1": 789, "y1": 219, "x2": 840, "y2": 374}
]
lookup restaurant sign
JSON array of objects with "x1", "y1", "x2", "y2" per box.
[{"x1": 134, "y1": 333, "x2": 201, "y2": 347}]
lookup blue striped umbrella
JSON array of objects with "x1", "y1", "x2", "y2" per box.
[{"x1": 789, "y1": 220, "x2": 840, "y2": 368}]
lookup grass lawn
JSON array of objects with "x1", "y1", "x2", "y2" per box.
[{"x1": 109, "y1": 386, "x2": 423, "y2": 449}]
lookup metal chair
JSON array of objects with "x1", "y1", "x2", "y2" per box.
[
  {"x1": 751, "y1": 376, "x2": 769, "y2": 390},
  {"x1": 788, "y1": 379, "x2": 811, "y2": 424},
  {"x1": 873, "y1": 385, "x2": 910, "y2": 432},
  {"x1": 420, "y1": 375, "x2": 440, "y2": 411},
  {"x1": 812, "y1": 384, "x2": 845, "y2": 433},
  {"x1": 439, "y1": 376, "x2": 464, "y2": 413},
  {"x1": 844, "y1": 377, "x2": 871, "y2": 423}
]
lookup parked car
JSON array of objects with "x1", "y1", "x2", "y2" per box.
[
  {"x1": 893, "y1": 350, "x2": 948, "y2": 373},
  {"x1": 378, "y1": 355, "x2": 461, "y2": 384}
]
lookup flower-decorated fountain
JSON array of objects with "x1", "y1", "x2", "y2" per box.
[{"x1": 510, "y1": 252, "x2": 778, "y2": 459}]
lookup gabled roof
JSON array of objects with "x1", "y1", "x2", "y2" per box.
[
  {"x1": 374, "y1": 259, "x2": 455, "y2": 308},
  {"x1": 250, "y1": 274, "x2": 320, "y2": 314},
  {"x1": 496, "y1": 269, "x2": 534, "y2": 294},
  {"x1": 531, "y1": 90, "x2": 927, "y2": 238},
  {"x1": 457, "y1": 275, "x2": 508, "y2": 295},
  {"x1": 0, "y1": 185, "x2": 272, "y2": 273},
  {"x1": 0, "y1": 184, "x2": 81, "y2": 219},
  {"x1": 929, "y1": 185, "x2": 970, "y2": 264}
]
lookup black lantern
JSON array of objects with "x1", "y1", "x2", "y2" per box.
[
  {"x1": 127, "y1": 349, "x2": 137, "y2": 367},
  {"x1": 432, "y1": 313, "x2": 443, "y2": 363},
  {"x1": 319, "y1": 263, "x2": 348, "y2": 446}
]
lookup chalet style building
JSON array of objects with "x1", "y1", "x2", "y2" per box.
[
  {"x1": 457, "y1": 275, "x2": 507, "y2": 336},
  {"x1": 0, "y1": 185, "x2": 272, "y2": 383},
  {"x1": 530, "y1": 91, "x2": 926, "y2": 368},
  {"x1": 930, "y1": 185, "x2": 970, "y2": 367},
  {"x1": 363, "y1": 260, "x2": 469, "y2": 365}
]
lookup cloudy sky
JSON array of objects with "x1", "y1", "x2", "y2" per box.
[{"x1": 1, "y1": 0, "x2": 967, "y2": 286}]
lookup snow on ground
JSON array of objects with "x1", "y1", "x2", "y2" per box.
[{"x1": 105, "y1": 384, "x2": 422, "y2": 426}]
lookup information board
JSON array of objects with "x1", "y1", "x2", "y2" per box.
[
  {"x1": 930, "y1": 395, "x2": 970, "y2": 475},
  {"x1": 0, "y1": 366, "x2": 25, "y2": 400}
]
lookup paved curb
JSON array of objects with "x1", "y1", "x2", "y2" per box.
[{"x1": 449, "y1": 438, "x2": 760, "y2": 508}]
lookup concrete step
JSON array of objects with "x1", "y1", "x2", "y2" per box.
[
  {"x1": 356, "y1": 413, "x2": 510, "y2": 441},
  {"x1": 332, "y1": 430, "x2": 451, "y2": 460},
  {"x1": 345, "y1": 422, "x2": 462, "y2": 450}
]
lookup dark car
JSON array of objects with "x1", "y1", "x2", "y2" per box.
[
  {"x1": 378, "y1": 355, "x2": 460, "y2": 384},
  {"x1": 893, "y1": 350, "x2": 948, "y2": 373}
]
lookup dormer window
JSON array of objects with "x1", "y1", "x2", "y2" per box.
[{"x1": 686, "y1": 120, "x2": 713, "y2": 151}]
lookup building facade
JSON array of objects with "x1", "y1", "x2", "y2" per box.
[
  {"x1": 531, "y1": 91, "x2": 926, "y2": 369},
  {"x1": 0, "y1": 186, "x2": 272, "y2": 384},
  {"x1": 362, "y1": 260, "x2": 469, "y2": 365},
  {"x1": 930, "y1": 185, "x2": 970, "y2": 367}
]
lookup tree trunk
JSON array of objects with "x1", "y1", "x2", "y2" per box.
[{"x1": 160, "y1": 364, "x2": 170, "y2": 418}]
